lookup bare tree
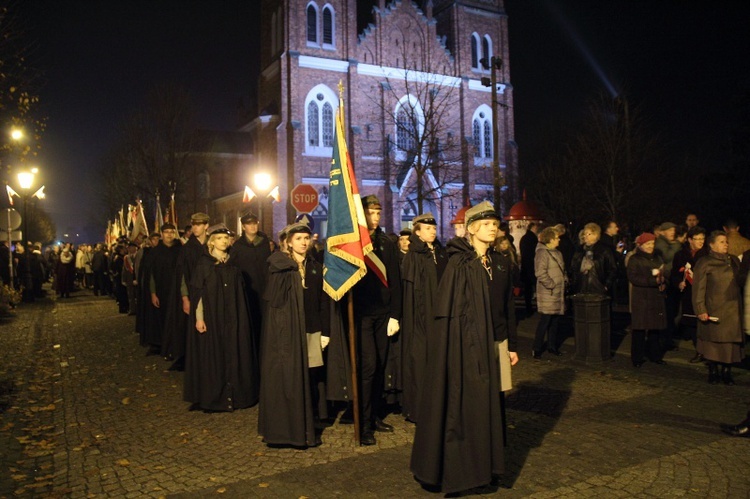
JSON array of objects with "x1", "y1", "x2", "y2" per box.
[
  {"x1": 97, "y1": 83, "x2": 202, "y2": 220},
  {"x1": 359, "y1": 15, "x2": 463, "y2": 220},
  {"x1": 529, "y1": 94, "x2": 666, "y2": 229}
]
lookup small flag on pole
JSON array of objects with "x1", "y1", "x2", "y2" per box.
[{"x1": 6, "y1": 184, "x2": 18, "y2": 206}]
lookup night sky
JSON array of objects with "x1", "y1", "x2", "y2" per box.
[{"x1": 15, "y1": 1, "x2": 750, "y2": 242}]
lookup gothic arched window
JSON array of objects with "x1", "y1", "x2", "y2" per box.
[
  {"x1": 472, "y1": 105, "x2": 492, "y2": 164},
  {"x1": 306, "y1": 3, "x2": 318, "y2": 44},
  {"x1": 305, "y1": 84, "x2": 338, "y2": 156},
  {"x1": 470, "y1": 33, "x2": 480, "y2": 70},
  {"x1": 322, "y1": 5, "x2": 335, "y2": 47}
]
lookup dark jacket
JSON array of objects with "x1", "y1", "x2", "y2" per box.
[
  {"x1": 519, "y1": 229, "x2": 538, "y2": 280},
  {"x1": 400, "y1": 235, "x2": 447, "y2": 423},
  {"x1": 183, "y1": 250, "x2": 258, "y2": 411},
  {"x1": 230, "y1": 232, "x2": 272, "y2": 340},
  {"x1": 258, "y1": 251, "x2": 319, "y2": 447},
  {"x1": 627, "y1": 249, "x2": 667, "y2": 331},
  {"x1": 570, "y1": 241, "x2": 617, "y2": 295},
  {"x1": 671, "y1": 245, "x2": 708, "y2": 326},
  {"x1": 352, "y1": 227, "x2": 402, "y2": 320}
]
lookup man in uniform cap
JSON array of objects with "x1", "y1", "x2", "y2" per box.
[
  {"x1": 400, "y1": 212, "x2": 447, "y2": 423},
  {"x1": 141, "y1": 223, "x2": 183, "y2": 355},
  {"x1": 230, "y1": 211, "x2": 272, "y2": 345},
  {"x1": 397, "y1": 228, "x2": 411, "y2": 264},
  {"x1": 350, "y1": 194, "x2": 402, "y2": 445},
  {"x1": 162, "y1": 212, "x2": 210, "y2": 370}
]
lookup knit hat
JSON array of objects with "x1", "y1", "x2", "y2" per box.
[{"x1": 635, "y1": 232, "x2": 656, "y2": 245}]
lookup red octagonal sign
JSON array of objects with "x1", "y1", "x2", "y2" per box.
[{"x1": 290, "y1": 183, "x2": 319, "y2": 213}]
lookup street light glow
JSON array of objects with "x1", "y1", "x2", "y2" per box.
[
  {"x1": 10, "y1": 128, "x2": 23, "y2": 141},
  {"x1": 254, "y1": 172, "x2": 272, "y2": 193},
  {"x1": 17, "y1": 172, "x2": 34, "y2": 190},
  {"x1": 31, "y1": 167, "x2": 39, "y2": 174}
]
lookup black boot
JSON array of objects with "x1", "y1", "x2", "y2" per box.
[
  {"x1": 721, "y1": 364, "x2": 735, "y2": 386},
  {"x1": 707, "y1": 362, "x2": 720, "y2": 384}
]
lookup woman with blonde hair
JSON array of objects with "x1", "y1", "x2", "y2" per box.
[
  {"x1": 570, "y1": 222, "x2": 616, "y2": 295},
  {"x1": 183, "y1": 224, "x2": 259, "y2": 412},
  {"x1": 259, "y1": 222, "x2": 330, "y2": 447},
  {"x1": 411, "y1": 201, "x2": 518, "y2": 494}
]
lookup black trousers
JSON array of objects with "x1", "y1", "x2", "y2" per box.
[
  {"x1": 356, "y1": 314, "x2": 389, "y2": 431},
  {"x1": 533, "y1": 313, "x2": 561, "y2": 353},
  {"x1": 523, "y1": 275, "x2": 536, "y2": 314},
  {"x1": 631, "y1": 329, "x2": 666, "y2": 364}
]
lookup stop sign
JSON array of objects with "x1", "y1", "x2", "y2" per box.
[{"x1": 290, "y1": 184, "x2": 319, "y2": 213}]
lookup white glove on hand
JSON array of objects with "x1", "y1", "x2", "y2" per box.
[
  {"x1": 387, "y1": 318, "x2": 400, "y2": 337},
  {"x1": 320, "y1": 336, "x2": 330, "y2": 350}
]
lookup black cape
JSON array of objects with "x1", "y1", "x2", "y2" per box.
[
  {"x1": 230, "y1": 232, "x2": 271, "y2": 343},
  {"x1": 143, "y1": 240, "x2": 182, "y2": 348},
  {"x1": 258, "y1": 252, "x2": 317, "y2": 446},
  {"x1": 400, "y1": 235, "x2": 447, "y2": 422},
  {"x1": 162, "y1": 235, "x2": 204, "y2": 360},
  {"x1": 183, "y1": 250, "x2": 259, "y2": 411},
  {"x1": 410, "y1": 237, "x2": 505, "y2": 494}
]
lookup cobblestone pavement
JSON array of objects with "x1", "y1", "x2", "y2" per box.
[{"x1": 1, "y1": 288, "x2": 749, "y2": 498}]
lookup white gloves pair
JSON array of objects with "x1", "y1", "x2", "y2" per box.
[{"x1": 387, "y1": 318, "x2": 400, "y2": 337}]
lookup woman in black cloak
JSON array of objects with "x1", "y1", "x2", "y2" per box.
[
  {"x1": 410, "y1": 201, "x2": 519, "y2": 494},
  {"x1": 258, "y1": 222, "x2": 330, "y2": 447},
  {"x1": 183, "y1": 224, "x2": 259, "y2": 412}
]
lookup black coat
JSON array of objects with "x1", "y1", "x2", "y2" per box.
[
  {"x1": 183, "y1": 251, "x2": 258, "y2": 411},
  {"x1": 410, "y1": 237, "x2": 504, "y2": 494},
  {"x1": 258, "y1": 252, "x2": 319, "y2": 447},
  {"x1": 230, "y1": 232, "x2": 271, "y2": 341},
  {"x1": 400, "y1": 235, "x2": 447, "y2": 422},
  {"x1": 144, "y1": 241, "x2": 182, "y2": 348},
  {"x1": 519, "y1": 229, "x2": 538, "y2": 281},
  {"x1": 627, "y1": 249, "x2": 667, "y2": 331},
  {"x1": 570, "y1": 241, "x2": 617, "y2": 295},
  {"x1": 671, "y1": 246, "x2": 708, "y2": 326},
  {"x1": 162, "y1": 235, "x2": 204, "y2": 360}
]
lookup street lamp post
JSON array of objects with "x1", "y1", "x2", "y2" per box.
[
  {"x1": 17, "y1": 171, "x2": 35, "y2": 302},
  {"x1": 480, "y1": 56, "x2": 504, "y2": 208}
]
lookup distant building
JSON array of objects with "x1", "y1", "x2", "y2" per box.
[{"x1": 229, "y1": 0, "x2": 518, "y2": 239}]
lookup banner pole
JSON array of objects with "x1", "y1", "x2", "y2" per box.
[{"x1": 347, "y1": 290, "x2": 360, "y2": 445}]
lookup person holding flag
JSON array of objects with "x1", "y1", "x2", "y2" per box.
[
  {"x1": 350, "y1": 194, "x2": 402, "y2": 446},
  {"x1": 322, "y1": 82, "x2": 400, "y2": 446}
]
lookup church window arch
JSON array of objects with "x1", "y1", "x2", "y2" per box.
[
  {"x1": 307, "y1": 3, "x2": 319, "y2": 45},
  {"x1": 472, "y1": 104, "x2": 493, "y2": 165},
  {"x1": 470, "y1": 33, "x2": 480, "y2": 70},
  {"x1": 304, "y1": 84, "x2": 338, "y2": 156},
  {"x1": 394, "y1": 94, "x2": 424, "y2": 160},
  {"x1": 482, "y1": 35, "x2": 492, "y2": 65},
  {"x1": 322, "y1": 4, "x2": 335, "y2": 47}
]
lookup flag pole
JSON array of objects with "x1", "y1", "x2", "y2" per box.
[
  {"x1": 339, "y1": 81, "x2": 361, "y2": 445},
  {"x1": 347, "y1": 290, "x2": 361, "y2": 445}
]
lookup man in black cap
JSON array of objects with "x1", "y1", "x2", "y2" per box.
[
  {"x1": 397, "y1": 228, "x2": 411, "y2": 266},
  {"x1": 144, "y1": 223, "x2": 183, "y2": 356},
  {"x1": 351, "y1": 194, "x2": 402, "y2": 445},
  {"x1": 400, "y1": 213, "x2": 447, "y2": 423},
  {"x1": 230, "y1": 212, "x2": 271, "y2": 344},
  {"x1": 162, "y1": 212, "x2": 209, "y2": 370}
]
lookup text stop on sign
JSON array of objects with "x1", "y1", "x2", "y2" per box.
[{"x1": 290, "y1": 184, "x2": 319, "y2": 212}]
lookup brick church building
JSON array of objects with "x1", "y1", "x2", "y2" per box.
[{"x1": 235, "y1": 0, "x2": 518, "y2": 239}]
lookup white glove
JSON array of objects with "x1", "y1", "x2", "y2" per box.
[
  {"x1": 320, "y1": 336, "x2": 330, "y2": 350},
  {"x1": 387, "y1": 318, "x2": 400, "y2": 337}
]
